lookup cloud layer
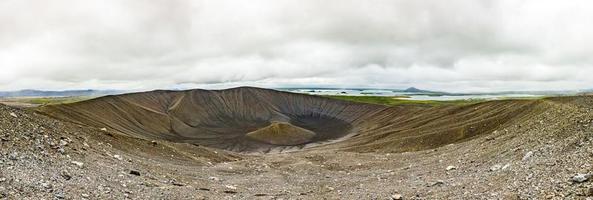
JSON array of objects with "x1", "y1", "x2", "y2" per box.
[{"x1": 1, "y1": 0, "x2": 592, "y2": 92}]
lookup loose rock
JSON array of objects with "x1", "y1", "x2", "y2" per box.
[
  {"x1": 430, "y1": 180, "x2": 445, "y2": 187},
  {"x1": 490, "y1": 164, "x2": 502, "y2": 172},
  {"x1": 522, "y1": 151, "x2": 534, "y2": 161},
  {"x1": 129, "y1": 170, "x2": 141, "y2": 176},
  {"x1": 61, "y1": 170, "x2": 72, "y2": 180},
  {"x1": 391, "y1": 193, "x2": 403, "y2": 200},
  {"x1": 225, "y1": 185, "x2": 237, "y2": 190},
  {"x1": 71, "y1": 161, "x2": 84, "y2": 168},
  {"x1": 571, "y1": 173, "x2": 591, "y2": 183}
]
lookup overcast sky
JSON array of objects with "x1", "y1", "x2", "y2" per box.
[{"x1": 1, "y1": 0, "x2": 593, "y2": 92}]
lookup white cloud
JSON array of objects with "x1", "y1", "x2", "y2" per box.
[{"x1": 0, "y1": 0, "x2": 592, "y2": 92}]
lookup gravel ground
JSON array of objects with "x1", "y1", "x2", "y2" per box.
[{"x1": 1, "y1": 96, "x2": 593, "y2": 199}]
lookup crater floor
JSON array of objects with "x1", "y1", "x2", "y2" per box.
[{"x1": 245, "y1": 122, "x2": 316, "y2": 145}]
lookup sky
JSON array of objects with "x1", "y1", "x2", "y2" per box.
[{"x1": 1, "y1": 0, "x2": 593, "y2": 92}]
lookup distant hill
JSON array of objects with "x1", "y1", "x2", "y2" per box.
[
  {"x1": 0, "y1": 89, "x2": 124, "y2": 97},
  {"x1": 400, "y1": 87, "x2": 447, "y2": 95},
  {"x1": 403, "y1": 87, "x2": 427, "y2": 93}
]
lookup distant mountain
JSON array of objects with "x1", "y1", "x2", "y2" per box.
[
  {"x1": 403, "y1": 87, "x2": 425, "y2": 93},
  {"x1": 400, "y1": 87, "x2": 446, "y2": 94},
  {"x1": 0, "y1": 89, "x2": 124, "y2": 97}
]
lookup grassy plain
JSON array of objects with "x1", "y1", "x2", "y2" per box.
[
  {"x1": 0, "y1": 96, "x2": 94, "y2": 107},
  {"x1": 323, "y1": 95, "x2": 485, "y2": 106}
]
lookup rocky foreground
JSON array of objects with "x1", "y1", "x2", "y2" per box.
[{"x1": 1, "y1": 96, "x2": 593, "y2": 199}]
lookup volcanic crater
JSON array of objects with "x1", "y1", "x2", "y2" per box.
[{"x1": 39, "y1": 87, "x2": 539, "y2": 153}]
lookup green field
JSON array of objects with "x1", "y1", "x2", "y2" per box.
[
  {"x1": 25, "y1": 96, "x2": 94, "y2": 105},
  {"x1": 322, "y1": 95, "x2": 484, "y2": 106},
  {"x1": 0, "y1": 96, "x2": 94, "y2": 107}
]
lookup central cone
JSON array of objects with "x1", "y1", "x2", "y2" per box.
[{"x1": 246, "y1": 122, "x2": 316, "y2": 145}]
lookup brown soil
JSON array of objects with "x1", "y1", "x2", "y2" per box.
[{"x1": 1, "y1": 87, "x2": 592, "y2": 199}]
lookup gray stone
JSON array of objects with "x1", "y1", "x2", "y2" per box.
[
  {"x1": 391, "y1": 193, "x2": 403, "y2": 200},
  {"x1": 490, "y1": 164, "x2": 502, "y2": 172},
  {"x1": 522, "y1": 151, "x2": 534, "y2": 161},
  {"x1": 572, "y1": 173, "x2": 591, "y2": 183}
]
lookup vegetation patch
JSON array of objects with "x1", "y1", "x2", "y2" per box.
[
  {"x1": 322, "y1": 95, "x2": 484, "y2": 106},
  {"x1": 0, "y1": 96, "x2": 95, "y2": 107}
]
